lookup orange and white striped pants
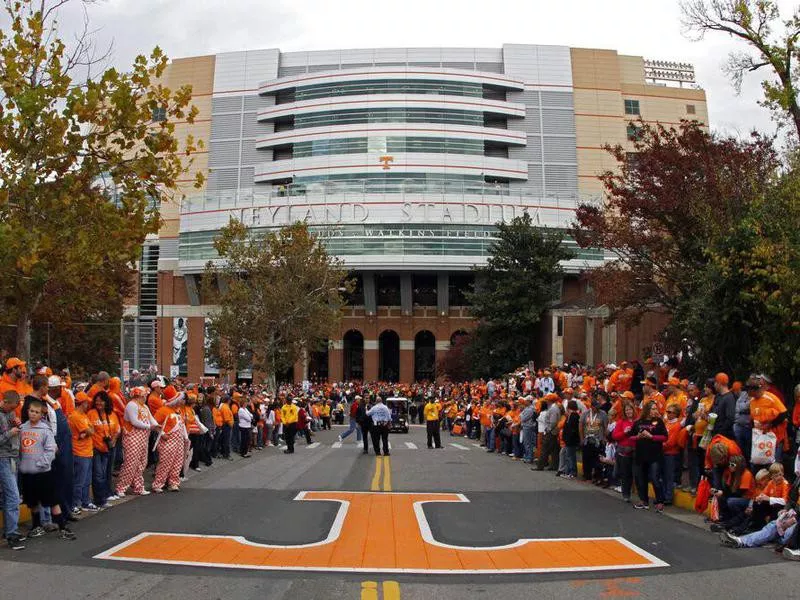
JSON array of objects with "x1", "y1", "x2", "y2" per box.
[{"x1": 116, "y1": 428, "x2": 149, "y2": 495}]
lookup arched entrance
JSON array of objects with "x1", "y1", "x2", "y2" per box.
[
  {"x1": 343, "y1": 330, "x2": 364, "y2": 381},
  {"x1": 450, "y1": 329, "x2": 469, "y2": 346},
  {"x1": 378, "y1": 330, "x2": 400, "y2": 382},
  {"x1": 414, "y1": 330, "x2": 436, "y2": 382},
  {"x1": 309, "y1": 340, "x2": 329, "y2": 382}
]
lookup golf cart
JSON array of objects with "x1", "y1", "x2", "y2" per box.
[{"x1": 386, "y1": 397, "x2": 410, "y2": 433}]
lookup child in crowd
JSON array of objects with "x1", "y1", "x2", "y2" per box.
[{"x1": 19, "y1": 399, "x2": 75, "y2": 540}]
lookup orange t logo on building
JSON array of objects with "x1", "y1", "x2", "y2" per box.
[
  {"x1": 95, "y1": 491, "x2": 668, "y2": 574},
  {"x1": 379, "y1": 155, "x2": 394, "y2": 170}
]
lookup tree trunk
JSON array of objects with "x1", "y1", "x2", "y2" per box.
[{"x1": 15, "y1": 308, "x2": 31, "y2": 364}]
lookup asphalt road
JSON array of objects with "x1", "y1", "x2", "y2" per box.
[{"x1": 1, "y1": 425, "x2": 798, "y2": 599}]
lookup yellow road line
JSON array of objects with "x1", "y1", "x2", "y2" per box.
[
  {"x1": 383, "y1": 580, "x2": 401, "y2": 599},
  {"x1": 382, "y1": 456, "x2": 392, "y2": 491},
  {"x1": 360, "y1": 581, "x2": 378, "y2": 600},
  {"x1": 370, "y1": 457, "x2": 383, "y2": 491}
]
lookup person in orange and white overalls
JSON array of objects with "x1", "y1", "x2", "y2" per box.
[
  {"x1": 152, "y1": 386, "x2": 188, "y2": 493},
  {"x1": 115, "y1": 386, "x2": 159, "y2": 497}
]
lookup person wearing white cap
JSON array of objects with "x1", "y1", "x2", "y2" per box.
[
  {"x1": 115, "y1": 386, "x2": 159, "y2": 497},
  {"x1": 151, "y1": 387, "x2": 187, "y2": 492}
]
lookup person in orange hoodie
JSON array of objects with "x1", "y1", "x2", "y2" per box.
[
  {"x1": 665, "y1": 379, "x2": 688, "y2": 418},
  {"x1": 0, "y1": 358, "x2": 32, "y2": 419},
  {"x1": 152, "y1": 387, "x2": 187, "y2": 493},
  {"x1": 706, "y1": 434, "x2": 743, "y2": 490},
  {"x1": 663, "y1": 405, "x2": 688, "y2": 504},
  {"x1": 87, "y1": 391, "x2": 120, "y2": 508},
  {"x1": 69, "y1": 392, "x2": 96, "y2": 513},
  {"x1": 608, "y1": 361, "x2": 633, "y2": 393}
]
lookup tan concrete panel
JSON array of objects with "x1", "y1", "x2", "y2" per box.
[
  {"x1": 577, "y1": 148, "x2": 619, "y2": 175},
  {"x1": 574, "y1": 89, "x2": 624, "y2": 116},
  {"x1": 165, "y1": 55, "x2": 215, "y2": 96},
  {"x1": 158, "y1": 218, "x2": 180, "y2": 238},
  {"x1": 621, "y1": 82, "x2": 706, "y2": 102},
  {"x1": 570, "y1": 48, "x2": 621, "y2": 90},
  {"x1": 575, "y1": 115, "x2": 627, "y2": 148},
  {"x1": 578, "y1": 176, "x2": 605, "y2": 196},
  {"x1": 618, "y1": 55, "x2": 645, "y2": 85}
]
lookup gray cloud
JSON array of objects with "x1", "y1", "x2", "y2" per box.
[{"x1": 17, "y1": 0, "x2": 799, "y2": 137}]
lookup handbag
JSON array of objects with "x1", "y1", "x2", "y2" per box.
[
  {"x1": 751, "y1": 428, "x2": 777, "y2": 465},
  {"x1": 695, "y1": 478, "x2": 711, "y2": 513}
]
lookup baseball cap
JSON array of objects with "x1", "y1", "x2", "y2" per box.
[
  {"x1": 130, "y1": 386, "x2": 146, "y2": 397},
  {"x1": 149, "y1": 379, "x2": 164, "y2": 389},
  {"x1": 621, "y1": 391, "x2": 635, "y2": 400},
  {"x1": 47, "y1": 375, "x2": 62, "y2": 388},
  {"x1": 667, "y1": 377, "x2": 681, "y2": 386},
  {"x1": 715, "y1": 372, "x2": 729, "y2": 386},
  {"x1": 5, "y1": 357, "x2": 25, "y2": 370}
]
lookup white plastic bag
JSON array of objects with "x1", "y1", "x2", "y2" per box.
[{"x1": 751, "y1": 428, "x2": 777, "y2": 465}]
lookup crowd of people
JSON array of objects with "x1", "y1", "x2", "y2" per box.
[{"x1": 1, "y1": 355, "x2": 800, "y2": 561}]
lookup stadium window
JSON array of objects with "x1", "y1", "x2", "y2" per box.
[
  {"x1": 626, "y1": 124, "x2": 642, "y2": 141},
  {"x1": 624, "y1": 99, "x2": 640, "y2": 115},
  {"x1": 686, "y1": 104, "x2": 696, "y2": 115}
]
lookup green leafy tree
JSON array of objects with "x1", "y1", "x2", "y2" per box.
[
  {"x1": 682, "y1": 0, "x2": 800, "y2": 139},
  {"x1": 202, "y1": 220, "x2": 351, "y2": 389},
  {"x1": 0, "y1": 0, "x2": 202, "y2": 361},
  {"x1": 465, "y1": 213, "x2": 574, "y2": 378}
]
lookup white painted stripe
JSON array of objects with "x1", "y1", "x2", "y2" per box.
[
  {"x1": 405, "y1": 442, "x2": 418, "y2": 449},
  {"x1": 307, "y1": 442, "x2": 320, "y2": 449},
  {"x1": 450, "y1": 443, "x2": 469, "y2": 450},
  {"x1": 332, "y1": 442, "x2": 343, "y2": 448}
]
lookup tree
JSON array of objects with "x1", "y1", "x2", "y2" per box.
[
  {"x1": 574, "y1": 121, "x2": 800, "y2": 391},
  {"x1": 682, "y1": 0, "x2": 800, "y2": 139},
  {"x1": 202, "y1": 220, "x2": 351, "y2": 389},
  {"x1": 0, "y1": 0, "x2": 202, "y2": 361},
  {"x1": 465, "y1": 213, "x2": 574, "y2": 378},
  {"x1": 436, "y1": 333, "x2": 471, "y2": 382},
  {"x1": 573, "y1": 121, "x2": 778, "y2": 318}
]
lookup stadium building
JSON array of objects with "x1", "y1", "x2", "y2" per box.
[{"x1": 122, "y1": 44, "x2": 707, "y2": 383}]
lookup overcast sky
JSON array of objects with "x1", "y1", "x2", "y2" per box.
[{"x1": 47, "y1": 0, "x2": 800, "y2": 137}]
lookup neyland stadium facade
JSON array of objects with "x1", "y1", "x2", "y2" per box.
[{"x1": 122, "y1": 44, "x2": 706, "y2": 383}]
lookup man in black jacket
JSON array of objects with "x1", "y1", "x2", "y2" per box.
[
  {"x1": 711, "y1": 372, "x2": 736, "y2": 440},
  {"x1": 356, "y1": 396, "x2": 371, "y2": 455}
]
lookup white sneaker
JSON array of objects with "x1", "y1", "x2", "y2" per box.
[
  {"x1": 84, "y1": 503, "x2": 99, "y2": 512},
  {"x1": 107, "y1": 495, "x2": 119, "y2": 501},
  {"x1": 337, "y1": 434, "x2": 342, "y2": 442},
  {"x1": 783, "y1": 548, "x2": 800, "y2": 561},
  {"x1": 137, "y1": 490, "x2": 151, "y2": 496},
  {"x1": 101, "y1": 502, "x2": 113, "y2": 509}
]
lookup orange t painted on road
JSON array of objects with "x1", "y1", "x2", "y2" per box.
[{"x1": 96, "y1": 491, "x2": 667, "y2": 574}]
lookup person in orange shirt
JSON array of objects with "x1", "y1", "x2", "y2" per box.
[
  {"x1": 152, "y1": 388, "x2": 187, "y2": 493},
  {"x1": 87, "y1": 391, "x2": 120, "y2": 509},
  {"x1": 746, "y1": 375, "x2": 789, "y2": 461},
  {"x1": 748, "y1": 462, "x2": 791, "y2": 530},
  {"x1": 709, "y1": 455, "x2": 755, "y2": 531},
  {"x1": 706, "y1": 434, "x2": 743, "y2": 490},
  {"x1": 69, "y1": 392, "x2": 95, "y2": 513},
  {"x1": 641, "y1": 376, "x2": 666, "y2": 416},
  {"x1": 0, "y1": 357, "x2": 33, "y2": 419},
  {"x1": 86, "y1": 372, "x2": 110, "y2": 400},
  {"x1": 219, "y1": 396, "x2": 234, "y2": 459},
  {"x1": 665, "y1": 380, "x2": 688, "y2": 418},
  {"x1": 662, "y1": 405, "x2": 688, "y2": 504},
  {"x1": 581, "y1": 369, "x2": 596, "y2": 395},
  {"x1": 608, "y1": 361, "x2": 633, "y2": 393}
]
